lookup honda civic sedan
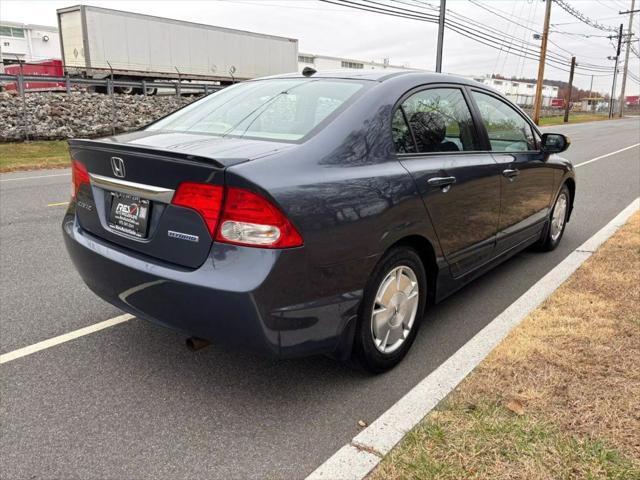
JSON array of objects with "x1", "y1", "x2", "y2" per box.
[{"x1": 63, "y1": 69, "x2": 574, "y2": 372}]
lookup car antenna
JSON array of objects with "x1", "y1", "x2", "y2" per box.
[{"x1": 302, "y1": 66, "x2": 317, "y2": 77}]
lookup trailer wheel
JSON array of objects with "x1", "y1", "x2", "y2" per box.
[
  {"x1": 116, "y1": 85, "x2": 135, "y2": 95},
  {"x1": 113, "y1": 77, "x2": 135, "y2": 95}
]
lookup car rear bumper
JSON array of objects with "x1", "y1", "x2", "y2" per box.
[{"x1": 62, "y1": 212, "x2": 368, "y2": 359}]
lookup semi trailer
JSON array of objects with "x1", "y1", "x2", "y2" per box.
[{"x1": 56, "y1": 5, "x2": 299, "y2": 93}]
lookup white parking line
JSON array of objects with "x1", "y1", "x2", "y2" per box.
[
  {"x1": 573, "y1": 143, "x2": 640, "y2": 168},
  {"x1": 308, "y1": 197, "x2": 640, "y2": 480},
  {"x1": 0, "y1": 172, "x2": 70, "y2": 182},
  {"x1": 0, "y1": 314, "x2": 134, "y2": 365}
]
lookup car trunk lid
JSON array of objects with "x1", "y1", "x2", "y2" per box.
[{"x1": 68, "y1": 134, "x2": 293, "y2": 269}]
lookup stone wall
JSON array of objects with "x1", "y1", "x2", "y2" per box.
[{"x1": 0, "y1": 91, "x2": 200, "y2": 142}]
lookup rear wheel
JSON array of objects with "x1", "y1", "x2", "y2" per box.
[
  {"x1": 354, "y1": 247, "x2": 427, "y2": 373},
  {"x1": 536, "y1": 184, "x2": 570, "y2": 251}
]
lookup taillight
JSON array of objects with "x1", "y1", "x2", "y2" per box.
[
  {"x1": 171, "y1": 182, "x2": 224, "y2": 235},
  {"x1": 171, "y1": 183, "x2": 302, "y2": 248},
  {"x1": 216, "y1": 187, "x2": 303, "y2": 248},
  {"x1": 71, "y1": 159, "x2": 90, "y2": 198}
]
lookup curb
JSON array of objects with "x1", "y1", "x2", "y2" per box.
[{"x1": 307, "y1": 197, "x2": 639, "y2": 480}]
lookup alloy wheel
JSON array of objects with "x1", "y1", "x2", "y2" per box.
[
  {"x1": 550, "y1": 192, "x2": 568, "y2": 242},
  {"x1": 370, "y1": 265, "x2": 420, "y2": 354}
]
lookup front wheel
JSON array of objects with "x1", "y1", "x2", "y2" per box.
[
  {"x1": 536, "y1": 184, "x2": 570, "y2": 251},
  {"x1": 354, "y1": 247, "x2": 427, "y2": 373}
]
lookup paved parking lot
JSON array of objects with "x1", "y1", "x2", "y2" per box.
[{"x1": 1, "y1": 117, "x2": 639, "y2": 479}]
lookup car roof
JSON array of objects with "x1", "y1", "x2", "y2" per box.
[{"x1": 258, "y1": 69, "x2": 486, "y2": 87}]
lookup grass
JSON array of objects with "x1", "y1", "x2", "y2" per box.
[
  {"x1": 371, "y1": 212, "x2": 640, "y2": 480},
  {"x1": 538, "y1": 113, "x2": 611, "y2": 126},
  {"x1": 0, "y1": 141, "x2": 70, "y2": 173}
]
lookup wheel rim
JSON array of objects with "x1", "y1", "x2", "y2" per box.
[
  {"x1": 371, "y1": 265, "x2": 419, "y2": 354},
  {"x1": 550, "y1": 193, "x2": 568, "y2": 242}
]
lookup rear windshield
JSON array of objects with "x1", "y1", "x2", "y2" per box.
[{"x1": 147, "y1": 79, "x2": 366, "y2": 142}]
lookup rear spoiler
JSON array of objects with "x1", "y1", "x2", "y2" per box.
[{"x1": 67, "y1": 139, "x2": 247, "y2": 169}]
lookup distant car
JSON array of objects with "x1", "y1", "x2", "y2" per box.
[{"x1": 63, "y1": 70, "x2": 575, "y2": 372}]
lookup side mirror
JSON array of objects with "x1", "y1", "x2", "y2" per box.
[{"x1": 541, "y1": 133, "x2": 570, "y2": 154}]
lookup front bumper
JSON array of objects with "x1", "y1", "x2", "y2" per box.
[{"x1": 62, "y1": 214, "x2": 366, "y2": 359}]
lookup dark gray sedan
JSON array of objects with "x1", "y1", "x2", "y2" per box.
[{"x1": 63, "y1": 70, "x2": 574, "y2": 372}]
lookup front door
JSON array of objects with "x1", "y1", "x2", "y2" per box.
[
  {"x1": 393, "y1": 86, "x2": 503, "y2": 277},
  {"x1": 469, "y1": 90, "x2": 555, "y2": 253}
]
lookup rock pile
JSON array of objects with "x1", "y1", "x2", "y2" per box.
[{"x1": 0, "y1": 91, "x2": 200, "y2": 141}]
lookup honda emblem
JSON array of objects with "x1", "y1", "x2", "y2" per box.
[{"x1": 110, "y1": 157, "x2": 126, "y2": 178}]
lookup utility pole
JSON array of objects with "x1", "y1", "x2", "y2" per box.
[
  {"x1": 589, "y1": 74, "x2": 595, "y2": 112},
  {"x1": 435, "y1": 0, "x2": 446, "y2": 73},
  {"x1": 618, "y1": 0, "x2": 636, "y2": 117},
  {"x1": 533, "y1": 0, "x2": 552, "y2": 125},
  {"x1": 609, "y1": 24, "x2": 623, "y2": 118},
  {"x1": 564, "y1": 57, "x2": 576, "y2": 123}
]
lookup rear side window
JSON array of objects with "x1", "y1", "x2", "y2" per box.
[
  {"x1": 148, "y1": 79, "x2": 365, "y2": 142},
  {"x1": 471, "y1": 91, "x2": 536, "y2": 152},
  {"x1": 392, "y1": 108, "x2": 416, "y2": 153},
  {"x1": 394, "y1": 88, "x2": 477, "y2": 153}
]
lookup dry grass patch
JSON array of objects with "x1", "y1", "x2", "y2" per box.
[
  {"x1": 538, "y1": 113, "x2": 611, "y2": 126},
  {"x1": 372, "y1": 212, "x2": 640, "y2": 480},
  {"x1": 0, "y1": 141, "x2": 70, "y2": 172}
]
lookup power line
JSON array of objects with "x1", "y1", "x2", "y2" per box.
[
  {"x1": 402, "y1": 0, "x2": 616, "y2": 70},
  {"x1": 595, "y1": 0, "x2": 622, "y2": 12},
  {"x1": 553, "y1": 0, "x2": 618, "y2": 32},
  {"x1": 467, "y1": 0, "x2": 539, "y2": 34},
  {"x1": 320, "y1": 0, "x2": 617, "y2": 76}
]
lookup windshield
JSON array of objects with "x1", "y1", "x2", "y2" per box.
[{"x1": 147, "y1": 79, "x2": 366, "y2": 142}]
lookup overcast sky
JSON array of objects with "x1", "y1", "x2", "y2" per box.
[{"x1": 2, "y1": 0, "x2": 638, "y2": 95}]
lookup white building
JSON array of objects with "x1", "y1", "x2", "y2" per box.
[
  {"x1": 298, "y1": 53, "x2": 412, "y2": 72},
  {"x1": 478, "y1": 77, "x2": 559, "y2": 107},
  {"x1": 0, "y1": 21, "x2": 61, "y2": 64}
]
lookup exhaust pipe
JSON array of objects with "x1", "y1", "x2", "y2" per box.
[{"x1": 186, "y1": 337, "x2": 210, "y2": 351}]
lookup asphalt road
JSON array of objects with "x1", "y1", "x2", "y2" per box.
[{"x1": 1, "y1": 117, "x2": 639, "y2": 479}]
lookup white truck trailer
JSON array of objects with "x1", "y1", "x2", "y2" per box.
[{"x1": 56, "y1": 5, "x2": 298, "y2": 92}]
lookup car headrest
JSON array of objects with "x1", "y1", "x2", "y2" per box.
[{"x1": 409, "y1": 111, "x2": 447, "y2": 148}]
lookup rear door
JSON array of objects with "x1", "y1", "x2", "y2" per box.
[
  {"x1": 395, "y1": 85, "x2": 503, "y2": 278},
  {"x1": 469, "y1": 89, "x2": 555, "y2": 253}
]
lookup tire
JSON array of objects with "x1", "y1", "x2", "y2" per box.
[
  {"x1": 536, "y1": 184, "x2": 570, "y2": 252},
  {"x1": 354, "y1": 247, "x2": 427, "y2": 373},
  {"x1": 116, "y1": 85, "x2": 135, "y2": 95}
]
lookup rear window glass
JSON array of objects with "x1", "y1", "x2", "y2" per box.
[{"x1": 147, "y1": 79, "x2": 365, "y2": 142}]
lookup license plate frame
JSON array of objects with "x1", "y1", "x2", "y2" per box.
[{"x1": 107, "y1": 192, "x2": 151, "y2": 239}]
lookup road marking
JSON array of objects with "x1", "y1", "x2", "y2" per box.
[
  {"x1": 0, "y1": 172, "x2": 70, "y2": 183},
  {"x1": 308, "y1": 197, "x2": 640, "y2": 480},
  {"x1": 47, "y1": 201, "x2": 69, "y2": 207},
  {"x1": 574, "y1": 143, "x2": 640, "y2": 168},
  {"x1": 0, "y1": 314, "x2": 134, "y2": 365}
]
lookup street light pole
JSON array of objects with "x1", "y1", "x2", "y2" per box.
[
  {"x1": 533, "y1": 0, "x2": 552, "y2": 125},
  {"x1": 618, "y1": 0, "x2": 636, "y2": 117},
  {"x1": 435, "y1": 0, "x2": 446, "y2": 73}
]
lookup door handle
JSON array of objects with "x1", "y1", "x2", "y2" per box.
[
  {"x1": 427, "y1": 176, "x2": 457, "y2": 188},
  {"x1": 502, "y1": 168, "x2": 520, "y2": 180}
]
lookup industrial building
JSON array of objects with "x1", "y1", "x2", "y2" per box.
[
  {"x1": 0, "y1": 21, "x2": 61, "y2": 64},
  {"x1": 298, "y1": 53, "x2": 411, "y2": 72},
  {"x1": 477, "y1": 76, "x2": 560, "y2": 107}
]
